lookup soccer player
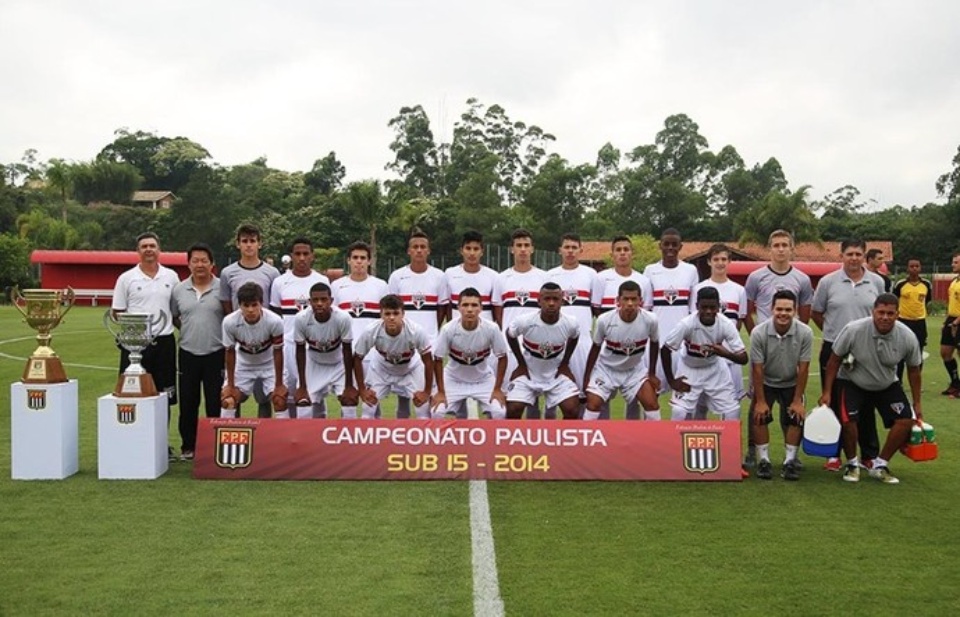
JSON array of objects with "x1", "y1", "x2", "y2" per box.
[
  {"x1": 331, "y1": 241, "x2": 389, "y2": 418},
  {"x1": 819, "y1": 294, "x2": 923, "y2": 484},
  {"x1": 220, "y1": 282, "x2": 287, "y2": 418},
  {"x1": 219, "y1": 223, "x2": 281, "y2": 314},
  {"x1": 170, "y1": 242, "x2": 224, "y2": 460},
  {"x1": 111, "y1": 231, "x2": 180, "y2": 459},
  {"x1": 493, "y1": 228, "x2": 548, "y2": 418},
  {"x1": 892, "y1": 257, "x2": 933, "y2": 382},
  {"x1": 582, "y1": 281, "x2": 661, "y2": 421},
  {"x1": 270, "y1": 237, "x2": 330, "y2": 417},
  {"x1": 939, "y1": 251, "x2": 960, "y2": 397},
  {"x1": 293, "y1": 282, "x2": 356, "y2": 418},
  {"x1": 643, "y1": 228, "x2": 699, "y2": 395},
  {"x1": 749, "y1": 290, "x2": 813, "y2": 481},
  {"x1": 660, "y1": 287, "x2": 748, "y2": 421},
  {"x1": 352, "y1": 294, "x2": 435, "y2": 419},
  {"x1": 505, "y1": 282, "x2": 581, "y2": 420},
  {"x1": 812, "y1": 239, "x2": 886, "y2": 470},
  {"x1": 431, "y1": 287, "x2": 508, "y2": 419},
  {"x1": 444, "y1": 230, "x2": 498, "y2": 322}
]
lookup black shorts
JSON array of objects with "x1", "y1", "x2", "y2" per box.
[
  {"x1": 834, "y1": 379, "x2": 913, "y2": 429},
  {"x1": 756, "y1": 384, "x2": 803, "y2": 428},
  {"x1": 941, "y1": 318, "x2": 960, "y2": 348},
  {"x1": 899, "y1": 318, "x2": 927, "y2": 349}
]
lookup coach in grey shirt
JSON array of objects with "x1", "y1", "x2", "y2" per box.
[
  {"x1": 819, "y1": 294, "x2": 923, "y2": 484},
  {"x1": 171, "y1": 243, "x2": 225, "y2": 460}
]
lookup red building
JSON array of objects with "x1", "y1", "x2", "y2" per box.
[{"x1": 30, "y1": 250, "x2": 189, "y2": 306}]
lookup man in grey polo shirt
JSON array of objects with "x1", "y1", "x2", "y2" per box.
[
  {"x1": 818, "y1": 294, "x2": 923, "y2": 484},
  {"x1": 171, "y1": 242, "x2": 224, "y2": 461},
  {"x1": 812, "y1": 239, "x2": 886, "y2": 471},
  {"x1": 749, "y1": 290, "x2": 813, "y2": 481}
]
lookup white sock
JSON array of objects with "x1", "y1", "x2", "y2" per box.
[
  {"x1": 583, "y1": 410, "x2": 601, "y2": 421},
  {"x1": 644, "y1": 409, "x2": 661, "y2": 421},
  {"x1": 757, "y1": 444, "x2": 770, "y2": 462},
  {"x1": 846, "y1": 456, "x2": 859, "y2": 467},
  {"x1": 784, "y1": 445, "x2": 798, "y2": 462},
  {"x1": 341, "y1": 405, "x2": 357, "y2": 419},
  {"x1": 220, "y1": 408, "x2": 236, "y2": 418},
  {"x1": 275, "y1": 410, "x2": 290, "y2": 419},
  {"x1": 873, "y1": 456, "x2": 888, "y2": 469}
]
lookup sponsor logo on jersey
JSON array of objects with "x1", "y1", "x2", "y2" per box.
[
  {"x1": 26, "y1": 389, "x2": 46, "y2": 410},
  {"x1": 116, "y1": 403, "x2": 137, "y2": 424},
  {"x1": 215, "y1": 427, "x2": 254, "y2": 469},
  {"x1": 682, "y1": 433, "x2": 720, "y2": 474}
]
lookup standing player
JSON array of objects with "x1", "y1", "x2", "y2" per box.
[
  {"x1": 220, "y1": 283, "x2": 287, "y2": 418},
  {"x1": 582, "y1": 281, "x2": 661, "y2": 421},
  {"x1": 352, "y1": 294, "x2": 434, "y2": 419},
  {"x1": 547, "y1": 233, "x2": 599, "y2": 415},
  {"x1": 892, "y1": 257, "x2": 933, "y2": 382},
  {"x1": 444, "y1": 230, "x2": 498, "y2": 322},
  {"x1": 749, "y1": 290, "x2": 814, "y2": 481},
  {"x1": 331, "y1": 241, "x2": 389, "y2": 418},
  {"x1": 219, "y1": 223, "x2": 281, "y2": 314},
  {"x1": 505, "y1": 283, "x2": 581, "y2": 420},
  {"x1": 270, "y1": 237, "x2": 330, "y2": 417},
  {"x1": 660, "y1": 287, "x2": 748, "y2": 421},
  {"x1": 643, "y1": 228, "x2": 699, "y2": 397},
  {"x1": 939, "y1": 251, "x2": 960, "y2": 397},
  {"x1": 431, "y1": 288, "x2": 508, "y2": 419},
  {"x1": 293, "y1": 282, "x2": 356, "y2": 418},
  {"x1": 866, "y1": 248, "x2": 892, "y2": 292},
  {"x1": 493, "y1": 229, "x2": 548, "y2": 418}
]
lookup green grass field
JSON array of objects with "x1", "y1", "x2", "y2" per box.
[{"x1": 1, "y1": 306, "x2": 959, "y2": 616}]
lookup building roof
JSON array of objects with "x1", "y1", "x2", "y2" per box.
[
  {"x1": 580, "y1": 240, "x2": 894, "y2": 264},
  {"x1": 132, "y1": 191, "x2": 176, "y2": 202},
  {"x1": 31, "y1": 250, "x2": 188, "y2": 266}
]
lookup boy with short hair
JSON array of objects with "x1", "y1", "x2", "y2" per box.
[{"x1": 294, "y1": 282, "x2": 356, "y2": 418}]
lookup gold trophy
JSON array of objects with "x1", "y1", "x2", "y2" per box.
[
  {"x1": 12, "y1": 286, "x2": 75, "y2": 383},
  {"x1": 103, "y1": 311, "x2": 168, "y2": 397}
]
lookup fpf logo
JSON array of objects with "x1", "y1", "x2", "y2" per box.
[
  {"x1": 116, "y1": 403, "x2": 137, "y2": 424},
  {"x1": 682, "y1": 433, "x2": 720, "y2": 474},
  {"x1": 215, "y1": 427, "x2": 254, "y2": 469},
  {"x1": 26, "y1": 389, "x2": 47, "y2": 410}
]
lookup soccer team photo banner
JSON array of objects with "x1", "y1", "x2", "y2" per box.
[{"x1": 193, "y1": 419, "x2": 742, "y2": 481}]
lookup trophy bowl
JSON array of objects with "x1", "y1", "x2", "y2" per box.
[
  {"x1": 12, "y1": 286, "x2": 75, "y2": 383},
  {"x1": 104, "y1": 311, "x2": 168, "y2": 397}
]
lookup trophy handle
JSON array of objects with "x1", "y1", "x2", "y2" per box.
[
  {"x1": 103, "y1": 309, "x2": 120, "y2": 338},
  {"x1": 51, "y1": 287, "x2": 76, "y2": 327},
  {"x1": 11, "y1": 285, "x2": 28, "y2": 319}
]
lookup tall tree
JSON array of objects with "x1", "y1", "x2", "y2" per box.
[
  {"x1": 736, "y1": 186, "x2": 820, "y2": 244},
  {"x1": 45, "y1": 159, "x2": 73, "y2": 222},
  {"x1": 935, "y1": 145, "x2": 960, "y2": 202},
  {"x1": 304, "y1": 151, "x2": 346, "y2": 196},
  {"x1": 386, "y1": 105, "x2": 440, "y2": 198},
  {"x1": 337, "y1": 180, "x2": 395, "y2": 271}
]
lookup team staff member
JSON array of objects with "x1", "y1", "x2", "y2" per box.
[
  {"x1": 170, "y1": 242, "x2": 224, "y2": 461},
  {"x1": 865, "y1": 248, "x2": 892, "y2": 292},
  {"x1": 940, "y1": 252, "x2": 960, "y2": 397},
  {"x1": 819, "y1": 294, "x2": 923, "y2": 484},
  {"x1": 892, "y1": 258, "x2": 932, "y2": 382}
]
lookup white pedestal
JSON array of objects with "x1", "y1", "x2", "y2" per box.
[
  {"x1": 97, "y1": 393, "x2": 169, "y2": 479},
  {"x1": 11, "y1": 381, "x2": 79, "y2": 480}
]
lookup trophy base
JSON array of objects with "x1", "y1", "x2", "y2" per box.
[
  {"x1": 114, "y1": 373, "x2": 158, "y2": 398},
  {"x1": 22, "y1": 356, "x2": 69, "y2": 384}
]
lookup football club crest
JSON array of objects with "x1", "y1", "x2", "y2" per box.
[
  {"x1": 462, "y1": 350, "x2": 477, "y2": 365},
  {"x1": 412, "y1": 292, "x2": 426, "y2": 309},
  {"x1": 621, "y1": 341, "x2": 636, "y2": 356},
  {"x1": 516, "y1": 290, "x2": 530, "y2": 305},
  {"x1": 215, "y1": 427, "x2": 254, "y2": 469},
  {"x1": 664, "y1": 286, "x2": 678, "y2": 305},
  {"x1": 26, "y1": 388, "x2": 46, "y2": 410},
  {"x1": 116, "y1": 403, "x2": 137, "y2": 424},
  {"x1": 682, "y1": 433, "x2": 720, "y2": 474},
  {"x1": 350, "y1": 299, "x2": 365, "y2": 317},
  {"x1": 563, "y1": 288, "x2": 578, "y2": 305},
  {"x1": 295, "y1": 295, "x2": 309, "y2": 311}
]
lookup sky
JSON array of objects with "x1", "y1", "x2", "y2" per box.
[{"x1": 2, "y1": 0, "x2": 959, "y2": 209}]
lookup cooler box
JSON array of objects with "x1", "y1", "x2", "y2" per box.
[
  {"x1": 802, "y1": 404, "x2": 841, "y2": 457},
  {"x1": 901, "y1": 421, "x2": 938, "y2": 462}
]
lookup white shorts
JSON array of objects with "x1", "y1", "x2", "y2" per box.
[
  {"x1": 586, "y1": 364, "x2": 649, "y2": 403},
  {"x1": 437, "y1": 373, "x2": 505, "y2": 419},
  {"x1": 507, "y1": 374, "x2": 580, "y2": 409},
  {"x1": 228, "y1": 363, "x2": 275, "y2": 403},
  {"x1": 361, "y1": 362, "x2": 429, "y2": 418},
  {"x1": 305, "y1": 360, "x2": 345, "y2": 400},
  {"x1": 282, "y1": 341, "x2": 300, "y2": 392},
  {"x1": 669, "y1": 361, "x2": 741, "y2": 421}
]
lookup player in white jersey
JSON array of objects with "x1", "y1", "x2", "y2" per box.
[
  {"x1": 547, "y1": 233, "x2": 599, "y2": 409},
  {"x1": 493, "y1": 229, "x2": 548, "y2": 418},
  {"x1": 444, "y1": 230, "x2": 498, "y2": 322},
  {"x1": 643, "y1": 228, "x2": 700, "y2": 395},
  {"x1": 505, "y1": 283, "x2": 581, "y2": 419},
  {"x1": 293, "y1": 282, "x2": 356, "y2": 419},
  {"x1": 432, "y1": 288, "x2": 508, "y2": 419},
  {"x1": 693, "y1": 244, "x2": 748, "y2": 416},
  {"x1": 220, "y1": 282, "x2": 287, "y2": 418},
  {"x1": 270, "y1": 237, "x2": 331, "y2": 417},
  {"x1": 331, "y1": 241, "x2": 388, "y2": 418},
  {"x1": 582, "y1": 281, "x2": 661, "y2": 421},
  {"x1": 353, "y1": 294, "x2": 435, "y2": 419},
  {"x1": 661, "y1": 287, "x2": 748, "y2": 421},
  {"x1": 389, "y1": 229, "x2": 448, "y2": 342}
]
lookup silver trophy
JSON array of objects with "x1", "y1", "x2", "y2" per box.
[{"x1": 104, "y1": 311, "x2": 168, "y2": 397}]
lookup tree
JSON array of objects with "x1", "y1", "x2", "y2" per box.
[
  {"x1": 0, "y1": 232, "x2": 33, "y2": 289},
  {"x1": 935, "y1": 145, "x2": 960, "y2": 202},
  {"x1": 98, "y1": 129, "x2": 210, "y2": 192},
  {"x1": 518, "y1": 155, "x2": 595, "y2": 245},
  {"x1": 736, "y1": 186, "x2": 820, "y2": 244},
  {"x1": 45, "y1": 159, "x2": 74, "y2": 222},
  {"x1": 386, "y1": 105, "x2": 440, "y2": 198},
  {"x1": 304, "y1": 151, "x2": 346, "y2": 196},
  {"x1": 71, "y1": 159, "x2": 142, "y2": 205},
  {"x1": 337, "y1": 180, "x2": 395, "y2": 270}
]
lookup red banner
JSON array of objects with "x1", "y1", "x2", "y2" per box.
[{"x1": 193, "y1": 419, "x2": 742, "y2": 481}]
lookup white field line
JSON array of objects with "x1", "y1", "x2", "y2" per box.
[
  {"x1": 467, "y1": 401, "x2": 504, "y2": 617},
  {"x1": 0, "y1": 330, "x2": 116, "y2": 371}
]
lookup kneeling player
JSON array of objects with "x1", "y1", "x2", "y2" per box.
[
  {"x1": 432, "y1": 287, "x2": 508, "y2": 419},
  {"x1": 505, "y1": 282, "x2": 581, "y2": 419},
  {"x1": 221, "y1": 282, "x2": 287, "y2": 418},
  {"x1": 582, "y1": 280, "x2": 661, "y2": 420},
  {"x1": 353, "y1": 294, "x2": 434, "y2": 419},
  {"x1": 661, "y1": 287, "x2": 748, "y2": 421},
  {"x1": 749, "y1": 290, "x2": 813, "y2": 480},
  {"x1": 294, "y1": 282, "x2": 358, "y2": 418}
]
